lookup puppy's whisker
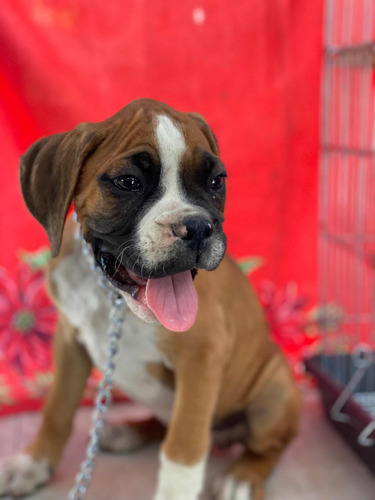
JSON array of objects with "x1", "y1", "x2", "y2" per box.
[
  {"x1": 126, "y1": 250, "x2": 140, "y2": 270},
  {"x1": 132, "y1": 254, "x2": 142, "y2": 274},
  {"x1": 110, "y1": 242, "x2": 140, "y2": 279},
  {"x1": 113, "y1": 249, "x2": 126, "y2": 276},
  {"x1": 113, "y1": 239, "x2": 140, "y2": 267},
  {"x1": 113, "y1": 249, "x2": 129, "y2": 275},
  {"x1": 114, "y1": 237, "x2": 139, "y2": 256},
  {"x1": 114, "y1": 244, "x2": 133, "y2": 269},
  {"x1": 140, "y1": 261, "x2": 146, "y2": 278}
]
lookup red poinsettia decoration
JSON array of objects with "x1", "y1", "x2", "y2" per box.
[
  {"x1": 257, "y1": 280, "x2": 319, "y2": 375},
  {"x1": 0, "y1": 264, "x2": 57, "y2": 374}
]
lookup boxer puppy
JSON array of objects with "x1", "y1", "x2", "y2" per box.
[{"x1": 0, "y1": 99, "x2": 301, "y2": 500}]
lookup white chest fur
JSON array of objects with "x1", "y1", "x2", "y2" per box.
[{"x1": 51, "y1": 242, "x2": 174, "y2": 424}]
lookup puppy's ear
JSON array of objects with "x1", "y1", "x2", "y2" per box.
[
  {"x1": 187, "y1": 112, "x2": 219, "y2": 156},
  {"x1": 20, "y1": 123, "x2": 105, "y2": 257}
]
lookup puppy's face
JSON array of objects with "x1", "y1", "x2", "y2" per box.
[{"x1": 20, "y1": 99, "x2": 227, "y2": 330}]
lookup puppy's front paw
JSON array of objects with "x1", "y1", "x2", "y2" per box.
[
  {"x1": 99, "y1": 423, "x2": 144, "y2": 453},
  {"x1": 154, "y1": 452, "x2": 206, "y2": 500},
  {"x1": 211, "y1": 475, "x2": 253, "y2": 500},
  {"x1": 0, "y1": 453, "x2": 51, "y2": 497}
]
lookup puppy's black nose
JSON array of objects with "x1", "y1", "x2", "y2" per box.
[{"x1": 172, "y1": 217, "x2": 213, "y2": 251}]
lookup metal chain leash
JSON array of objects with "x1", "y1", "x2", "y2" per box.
[{"x1": 68, "y1": 232, "x2": 125, "y2": 500}]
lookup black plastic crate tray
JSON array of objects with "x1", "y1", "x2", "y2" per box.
[{"x1": 305, "y1": 354, "x2": 375, "y2": 475}]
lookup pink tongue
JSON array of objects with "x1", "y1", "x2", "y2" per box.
[{"x1": 146, "y1": 271, "x2": 198, "y2": 332}]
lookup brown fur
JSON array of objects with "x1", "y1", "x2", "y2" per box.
[{"x1": 33, "y1": 218, "x2": 301, "y2": 498}]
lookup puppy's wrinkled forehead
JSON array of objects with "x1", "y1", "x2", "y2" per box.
[{"x1": 82, "y1": 100, "x2": 219, "y2": 182}]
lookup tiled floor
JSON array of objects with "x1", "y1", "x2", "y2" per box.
[{"x1": 1, "y1": 388, "x2": 375, "y2": 499}]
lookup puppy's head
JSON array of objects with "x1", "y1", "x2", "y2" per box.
[{"x1": 20, "y1": 99, "x2": 227, "y2": 331}]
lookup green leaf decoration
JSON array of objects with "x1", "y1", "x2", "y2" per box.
[
  {"x1": 19, "y1": 247, "x2": 51, "y2": 271},
  {"x1": 237, "y1": 256, "x2": 264, "y2": 275}
]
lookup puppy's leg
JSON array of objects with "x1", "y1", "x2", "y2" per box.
[
  {"x1": 0, "y1": 314, "x2": 92, "y2": 497},
  {"x1": 99, "y1": 417, "x2": 166, "y2": 453},
  {"x1": 154, "y1": 350, "x2": 223, "y2": 500},
  {"x1": 212, "y1": 359, "x2": 301, "y2": 500}
]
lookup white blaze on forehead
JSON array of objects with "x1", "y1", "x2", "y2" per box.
[
  {"x1": 155, "y1": 114, "x2": 186, "y2": 197},
  {"x1": 136, "y1": 113, "x2": 208, "y2": 269}
]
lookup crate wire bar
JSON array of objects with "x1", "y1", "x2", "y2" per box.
[{"x1": 306, "y1": 0, "x2": 375, "y2": 472}]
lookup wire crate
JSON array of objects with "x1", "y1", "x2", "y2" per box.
[{"x1": 305, "y1": 0, "x2": 375, "y2": 473}]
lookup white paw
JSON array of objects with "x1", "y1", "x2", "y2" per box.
[
  {"x1": 0, "y1": 453, "x2": 51, "y2": 497},
  {"x1": 99, "y1": 423, "x2": 146, "y2": 453},
  {"x1": 211, "y1": 475, "x2": 252, "y2": 500},
  {"x1": 154, "y1": 451, "x2": 206, "y2": 500}
]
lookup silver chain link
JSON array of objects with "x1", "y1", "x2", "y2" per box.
[{"x1": 68, "y1": 232, "x2": 125, "y2": 500}]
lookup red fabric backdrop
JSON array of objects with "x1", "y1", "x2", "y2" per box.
[
  {"x1": 0, "y1": 0, "x2": 322, "y2": 298},
  {"x1": 0, "y1": 0, "x2": 323, "y2": 415}
]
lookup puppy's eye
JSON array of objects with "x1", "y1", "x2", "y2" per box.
[
  {"x1": 113, "y1": 175, "x2": 142, "y2": 192},
  {"x1": 210, "y1": 174, "x2": 226, "y2": 191}
]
